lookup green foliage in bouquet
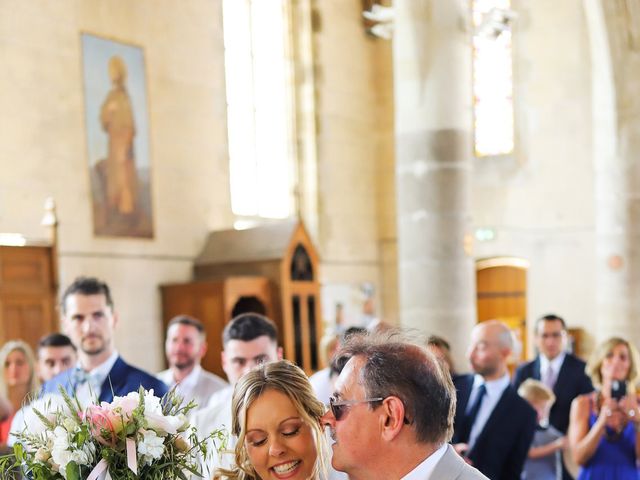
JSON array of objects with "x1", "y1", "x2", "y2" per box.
[{"x1": 0, "y1": 387, "x2": 226, "y2": 480}]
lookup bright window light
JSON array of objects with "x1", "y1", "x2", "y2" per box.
[
  {"x1": 223, "y1": 0, "x2": 295, "y2": 219},
  {"x1": 472, "y1": 0, "x2": 515, "y2": 157}
]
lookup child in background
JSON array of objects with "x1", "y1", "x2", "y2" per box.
[{"x1": 518, "y1": 379, "x2": 566, "y2": 480}]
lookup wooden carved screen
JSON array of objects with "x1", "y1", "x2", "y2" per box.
[{"x1": 287, "y1": 243, "x2": 321, "y2": 373}]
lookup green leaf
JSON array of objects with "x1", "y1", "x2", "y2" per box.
[
  {"x1": 13, "y1": 442, "x2": 24, "y2": 462},
  {"x1": 66, "y1": 461, "x2": 81, "y2": 480}
]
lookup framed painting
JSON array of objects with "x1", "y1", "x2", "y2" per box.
[{"x1": 81, "y1": 33, "x2": 153, "y2": 238}]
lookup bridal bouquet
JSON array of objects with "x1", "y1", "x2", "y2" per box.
[{"x1": 0, "y1": 387, "x2": 225, "y2": 480}]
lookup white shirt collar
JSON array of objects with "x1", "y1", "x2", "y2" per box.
[
  {"x1": 74, "y1": 351, "x2": 119, "y2": 407},
  {"x1": 466, "y1": 373, "x2": 510, "y2": 450},
  {"x1": 540, "y1": 352, "x2": 566, "y2": 374},
  {"x1": 175, "y1": 364, "x2": 202, "y2": 390},
  {"x1": 472, "y1": 372, "x2": 510, "y2": 396},
  {"x1": 401, "y1": 444, "x2": 448, "y2": 480}
]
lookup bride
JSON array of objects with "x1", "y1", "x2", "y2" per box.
[{"x1": 214, "y1": 360, "x2": 328, "y2": 480}]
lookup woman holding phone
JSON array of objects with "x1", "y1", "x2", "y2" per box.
[{"x1": 568, "y1": 337, "x2": 640, "y2": 479}]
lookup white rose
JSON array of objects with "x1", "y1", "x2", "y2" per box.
[
  {"x1": 137, "y1": 428, "x2": 165, "y2": 466},
  {"x1": 145, "y1": 411, "x2": 182, "y2": 435},
  {"x1": 63, "y1": 418, "x2": 77, "y2": 432},
  {"x1": 142, "y1": 390, "x2": 163, "y2": 415},
  {"x1": 51, "y1": 426, "x2": 72, "y2": 474}
]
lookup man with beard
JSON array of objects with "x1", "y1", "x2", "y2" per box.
[
  {"x1": 157, "y1": 315, "x2": 227, "y2": 411},
  {"x1": 41, "y1": 276, "x2": 168, "y2": 404},
  {"x1": 452, "y1": 320, "x2": 536, "y2": 480}
]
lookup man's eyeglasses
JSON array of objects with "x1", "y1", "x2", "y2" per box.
[{"x1": 328, "y1": 396, "x2": 384, "y2": 421}]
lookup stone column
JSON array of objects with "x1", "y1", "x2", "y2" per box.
[
  {"x1": 585, "y1": 0, "x2": 640, "y2": 346},
  {"x1": 393, "y1": 0, "x2": 476, "y2": 366}
]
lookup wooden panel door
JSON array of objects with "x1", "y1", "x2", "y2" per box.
[
  {"x1": 0, "y1": 246, "x2": 57, "y2": 349},
  {"x1": 160, "y1": 281, "x2": 226, "y2": 378},
  {"x1": 476, "y1": 260, "x2": 528, "y2": 366}
]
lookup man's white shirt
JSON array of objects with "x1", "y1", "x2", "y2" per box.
[
  {"x1": 156, "y1": 365, "x2": 227, "y2": 412},
  {"x1": 539, "y1": 352, "x2": 565, "y2": 389},
  {"x1": 401, "y1": 443, "x2": 448, "y2": 480}
]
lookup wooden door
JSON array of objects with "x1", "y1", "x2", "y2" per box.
[
  {"x1": 476, "y1": 258, "x2": 528, "y2": 366},
  {"x1": 0, "y1": 246, "x2": 57, "y2": 349},
  {"x1": 160, "y1": 281, "x2": 226, "y2": 378}
]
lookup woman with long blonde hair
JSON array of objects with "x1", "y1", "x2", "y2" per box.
[
  {"x1": 0, "y1": 340, "x2": 40, "y2": 445},
  {"x1": 214, "y1": 360, "x2": 328, "y2": 480},
  {"x1": 568, "y1": 337, "x2": 640, "y2": 479}
]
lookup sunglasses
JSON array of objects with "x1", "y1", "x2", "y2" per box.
[{"x1": 328, "y1": 395, "x2": 384, "y2": 421}]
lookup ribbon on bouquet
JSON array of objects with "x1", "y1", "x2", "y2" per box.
[
  {"x1": 86, "y1": 459, "x2": 108, "y2": 480},
  {"x1": 126, "y1": 437, "x2": 138, "y2": 475},
  {"x1": 86, "y1": 459, "x2": 113, "y2": 480}
]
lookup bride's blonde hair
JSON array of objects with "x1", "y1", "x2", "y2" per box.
[{"x1": 213, "y1": 360, "x2": 328, "y2": 480}]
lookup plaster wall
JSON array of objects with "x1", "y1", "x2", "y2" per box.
[
  {"x1": 0, "y1": 0, "x2": 232, "y2": 371},
  {"x1": 472, "y1": 0, "x2": 597, "y2": 355}
]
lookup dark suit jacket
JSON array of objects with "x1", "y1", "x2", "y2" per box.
[
  {"x1": 512, "y1": 353, "x2": 593, "y2": 433},
  {"x1": 452, "y1": 374, "x2": 537, "y2": 480},
  {"x1": 42, "y1": 356, "x2": 168, "y2": 402}
]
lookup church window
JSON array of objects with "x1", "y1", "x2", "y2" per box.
[
  {"x1": 472, "y1": 0, "x2": 515, "y2": 157},
  {"x1": 223, "y1": 0, "x2": 296, "y2": 220}
]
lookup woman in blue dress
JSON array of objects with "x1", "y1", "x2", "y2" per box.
[{"x1": 568, "y1": 337, "x2": 640, "y2": 480}]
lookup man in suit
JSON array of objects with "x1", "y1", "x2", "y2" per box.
[
  {"x1": 41, "y1": 276, "x2": 168, "y2": 404},
  {"x1": 322, "y1": 332, "x2": 487, "y2": 480},
  {"x1": 512, "y1": 313, "x2": 593, "y2": 479},
  {"x1": 157, "y1": 315, "x2": 227, "y2": 411},
  {"x1": 452, "y1": 320, "x2": 537, "y2": 480}
]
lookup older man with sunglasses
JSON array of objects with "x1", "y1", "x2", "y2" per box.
[{"x1": 322, "y1": 332, "x2": 487, "y2": 480}]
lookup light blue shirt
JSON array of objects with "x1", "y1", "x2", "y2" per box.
[{"x1": 75, "y1": 350, "x2": 119, "y2": 406}]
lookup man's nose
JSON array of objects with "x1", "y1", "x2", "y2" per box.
[
  {"x1": 242, "y1": 360, "x2": 260, "y2": 374},
  {"x1": 321, "y1": 410, "x2": 335, "y2": 427}
]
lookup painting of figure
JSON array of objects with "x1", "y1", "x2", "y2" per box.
[{"x1": 82, "y1": 33, "x2": 153, "y2": 238}]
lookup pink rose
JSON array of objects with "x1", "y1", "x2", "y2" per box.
[{"x1": 85, "y1": 405, "x2": 126, "y2": 446}]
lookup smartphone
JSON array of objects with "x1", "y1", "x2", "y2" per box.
[{"x1": 611, "y1": 380, "x2": 627, "y2": 401}]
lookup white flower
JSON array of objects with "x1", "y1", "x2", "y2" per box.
[
  {"x1": 62, "y1": 418, "x2": 77, "y2": 432},
  {"x1": 50, "y1": 425, "x2": 95, "y2": 478},
  {"x1": 142, "y1": 390, "x2": 162, "y2": 414},
  {"x1": 137, "y1": 428, "x2": 165, "y2": 466},
  {"x1": 19, "y1": 394, "x2": 70, "y2": 440},
  {"x1": 51, "y1": 427, "x2": 72, "y2": 471},
  {"x1": 145, "y1": 411, "x2": 182, "y2": 435}
]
